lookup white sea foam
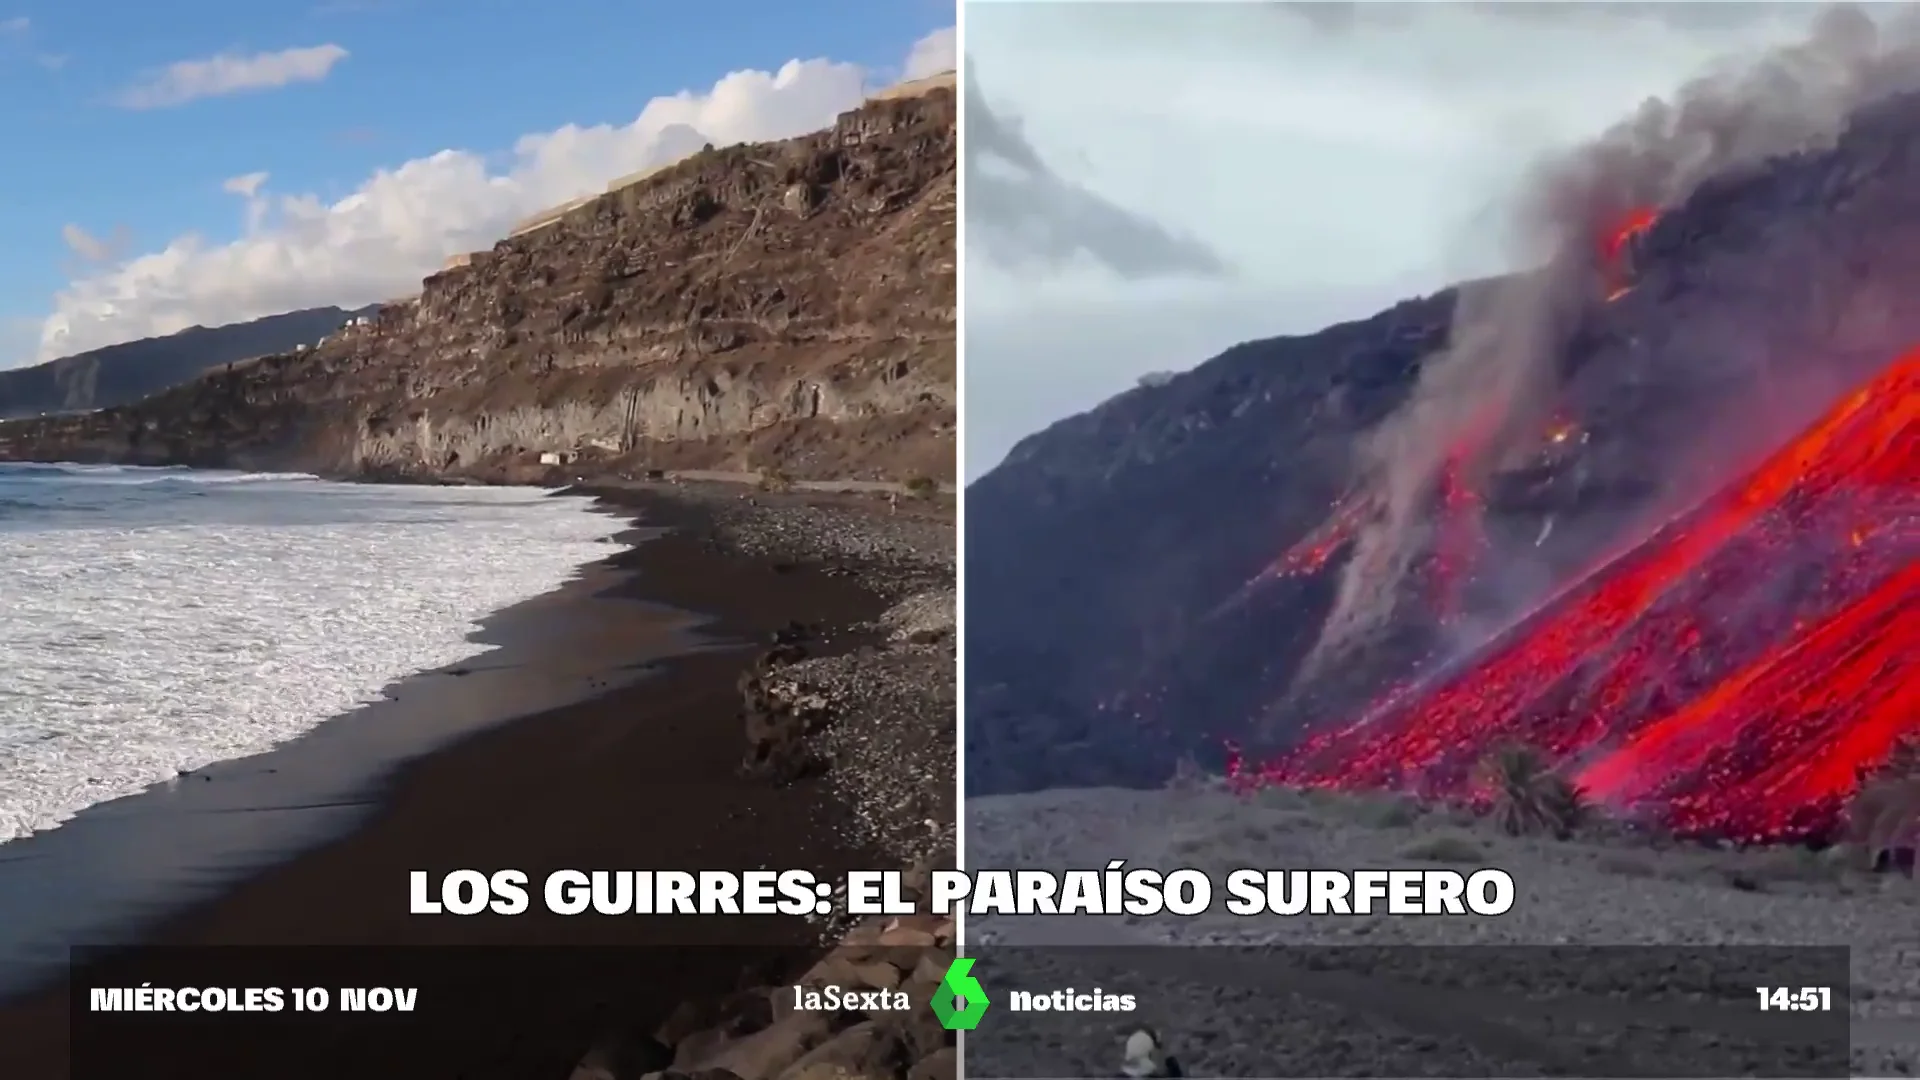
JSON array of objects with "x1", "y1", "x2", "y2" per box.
[{"x1": 0, "y1": 475, "x2": 628, "y2": 842}]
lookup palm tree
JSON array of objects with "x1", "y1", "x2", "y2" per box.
[
  {"x1": 1538, "y1": 773, "x2": 1591, "y2": 840},
  {"x1": 1478, "y1": 744, "x2": 1587, "y2": 838}
]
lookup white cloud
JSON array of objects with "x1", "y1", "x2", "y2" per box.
[
  {"x1": 962, "y1": 2, "x2": 1847, "y2": 477},
  {"x1": 116, "y1": 44, "x2": 349, "y2": 109},
  {"x1": 222, "y1": 172, "x2": 274, "y2": 234},
  {"x1": 60, "y1": 224, "x2": 113, "y2": 262},
  {"x1": 902, "y1": 26, "x2": 956, "y2": 79},
  {"x1": 222, "y1": 171, "x2": 270, "y2": 198},
  {"x1": 36, "y1": 29, "x2": 954, "y2": 363},
  {"x1": 0, "y1": 15, "x2": 28, "y2": 34}
]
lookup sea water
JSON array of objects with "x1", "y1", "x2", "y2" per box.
[{"x1": 0, "y1": 463, "x2": 627, "y2": 845}]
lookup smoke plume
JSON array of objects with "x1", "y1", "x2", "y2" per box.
[{"x1": 1299, "y1": 3, "x2": 1920, "y2": 677}]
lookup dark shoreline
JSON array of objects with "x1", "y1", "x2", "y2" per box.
[
  {"x1": 0, "y1": 484, "x2": 902, "y2": 1077},
  {"x1": 0, "y1": 502, "x2": 690, "y2": 1000}
]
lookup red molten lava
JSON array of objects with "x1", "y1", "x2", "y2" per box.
[
  {"x1": 1260, "y1": 492, "x2": 1370, "y2": 581},
  {"x1": 1251, "y1": 352, "x2": 1920, "y2": 842},
  {"x1": 1600, "y1": 207, "x2": 1658, "y2": 264},
  {"x1": 1429, "y1": 444, "x2": 1487, "y2": 621},
  {"x1": 1599, "y1": 207, "x2": 1658, "y2": 301}
]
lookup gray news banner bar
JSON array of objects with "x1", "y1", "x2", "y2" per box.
[{"x1": 961, "y1": 945, "x2": 1850, "y2": 1078}]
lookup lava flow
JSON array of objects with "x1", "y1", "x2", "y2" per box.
[
  {"x1": 1260, "y1": 491, "x2": 1370, "y2": 581},
  {"x1": 1428, "y1": 443, "x2": 1487, "y2": 621},
  {"x1": 1251, "y1": 351, "x2": 1919, "y2": 842},
  {"x1": 1600, "y1": 207, "x2": 1657, "y2": 301}
]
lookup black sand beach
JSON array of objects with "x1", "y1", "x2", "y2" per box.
[{"x1": 0, "y1": 484, "x2": 952, "y2": 1078}]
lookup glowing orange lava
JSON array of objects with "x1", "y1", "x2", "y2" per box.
[
  {"x1": 1599, "y1": 207, "x2": 1658, "y2": 300},
  {"x1": 1246, "y1": 351, "x2": 1920, "y2": 841},
  {"x1": 1429, "y1": 445, "x2": 1486, "y2": 620},
  {"x1": 1254, "y1": 492, "x2": 1369, "y2": 582}
]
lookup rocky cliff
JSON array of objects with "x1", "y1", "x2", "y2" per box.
[
  {"x1": 0, "y1": 306, "x2": 375, "y2": 420},
  {"x1": 0, "y1": 87, "x2": 956, "y2": 483},
  {"x1": 966, "y1": 88, "x2": 1920, "y2": 794}
]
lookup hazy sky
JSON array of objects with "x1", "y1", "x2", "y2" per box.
[{"x1": 963, "y1": 1, "x2": 1858, "y2": 479}]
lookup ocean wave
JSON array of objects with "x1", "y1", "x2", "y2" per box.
[
  {"x1": 0, "y1": 479, "x2": 626, "y2": 843},
  {"x1": 0, "y1": 463, "x2": 319, "y2": 486}
]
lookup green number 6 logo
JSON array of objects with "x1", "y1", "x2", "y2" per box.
[{"x1": 930, "y1": 957, "x2": 990, "y2": 1030}]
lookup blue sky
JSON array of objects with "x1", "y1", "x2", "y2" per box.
[{"x1": 0, "y1": 0, "x2": 955, "y2": 367}]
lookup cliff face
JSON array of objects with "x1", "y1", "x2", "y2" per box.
[
  {"x1": 0, "y1": 306, "x2": 375, "y2": 420},
  {"x1": 966, "y1": 89, "x2": 1920, "y2": 794},
  {"x1": 0, "y1": 87, "x2": 956, "y2": 483}
]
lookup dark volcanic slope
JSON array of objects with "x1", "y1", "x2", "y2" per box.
[
  {"x1": 966, "y1": 90, "x2": 1920, "y2": 796},
  {"x1": 0, "y1": 306, "x2": 375, "y2": 420},
  {"x1": 0, "y1": 87, "x2": 955, "y2": 483},
  {"x1": 966, "y1": 296, "x2": 1451, "y2": 792}
]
